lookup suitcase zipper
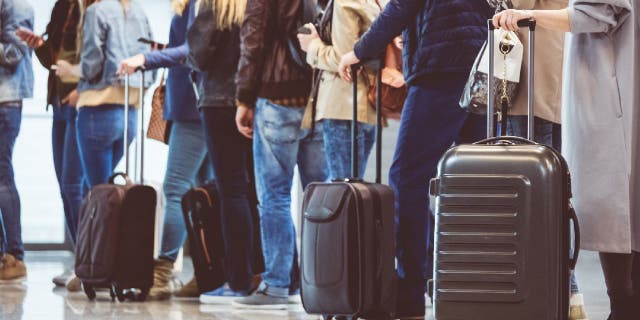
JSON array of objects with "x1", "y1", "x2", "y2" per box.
[
  {"x1": 194, "y1": 189, "x2": 214, "y2": 268},
  {"x1": 88, "y1": 192, "x2": 97, "y2": 277}
]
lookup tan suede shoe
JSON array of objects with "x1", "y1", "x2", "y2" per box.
[
  {"x1": 147, "y1": 259, "x2": 175, "y2": 300},
  {"x1": 174, "y1": 277, "x2": 199, "y2": 298},
  {"x1": 569, "y1": 293, "x2": 589, "y2": 320},
  {"x1": 0, "y1": 254, "x2": 27, "y2": 283}
]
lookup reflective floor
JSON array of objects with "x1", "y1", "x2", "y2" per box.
[{"x1": 0, "y1": 251, "x2": 609, "y2": 320}]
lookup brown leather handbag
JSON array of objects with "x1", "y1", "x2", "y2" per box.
[
  {"x1": 146, "y1": 70, "x2": 171, "y2": 144},
  {"x1": 367, "y1": 40, "x2": 408, "y2": 120}
]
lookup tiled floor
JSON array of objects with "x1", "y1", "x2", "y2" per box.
[{"x1": 0, "y1": 251, "x2": 611, "y2": 320}]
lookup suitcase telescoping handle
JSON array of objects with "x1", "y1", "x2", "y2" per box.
[
  {"x1": 487, "y1": 18, "x2": 535, "y2": 140},
  {"x1": 123, "y1": 67, "x2": 146, "y2": 184},
  {"x1": 351, "y1": 59, "x2": 383, "y2": 183}
]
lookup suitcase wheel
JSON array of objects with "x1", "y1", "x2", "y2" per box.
[
  {"x1": 83, "y1": 283, "x2": 96, "y2": 301},
  {"x1": 114, "y1": 285, "x2": 126, "y2": 302},
  {"x1": 109, "y1": 286, "x2": 116, "y2": 302},
  {"x1": 137, "y1": 287, "x2": 150, "y2": 302}
]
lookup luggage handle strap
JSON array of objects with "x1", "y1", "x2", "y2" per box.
[{"x1": 569, "y1": 204, "x2": 581, "y2": 271}]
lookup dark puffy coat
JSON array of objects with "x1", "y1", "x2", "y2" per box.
[{"x1": 354, "y1": 0, "x2": 493, "y2": 85}]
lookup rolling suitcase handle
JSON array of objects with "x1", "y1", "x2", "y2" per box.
[
  {"x1": 568, "y1": 205, "x2": 581, "y2": 271},
  {"x1": 123, "y1": 67, "x2": 147, "y2": 184},
  {"x1": 487, "y1": 18, "x2": 535, "y2": 140},
  {"x1": 351, "y1": 59, "x2": 383, "y2": 183}
]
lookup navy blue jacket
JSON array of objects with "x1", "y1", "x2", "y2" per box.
[
  {"x1": 354, "y1": 0, "x2": 493, "y2": 86},
  {"x1": 143, "y1": 1, "x2": 198, "y2": 122}
]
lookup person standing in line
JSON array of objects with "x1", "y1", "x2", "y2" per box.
[
  {"x1": 58, "y1": 0, "x2": 155, "y2": 289},
  {"x1": 297, "y1": 0, "x2": 381, "y2": 180},
  {"x1": 118, "y1": 0, "x2": 214, "y2": 300},
  {"x1": 0, "y1": 0, "x2": 34, "y2": 283},
  {"x1": 233, "y1": 0, "x2": 329, "y2": 309},
  {"x1": 185, "y1": 0, "x2": 265, "y2": 304},
  {"x1": 73, "y1": 0, "x2": 155, "y2": 189},
  {"x1": 493, "y1": 2, "x2": 638, "y2": 319},
  {"x1": 500, "y1": 0, "x2": 587, "y2": 319},
  {"x1": 17, "y1": 0, "x2": 97, "y2": 289},
  {"x1": 337, "y1": 1, "x2": 493, "y2": 318}
]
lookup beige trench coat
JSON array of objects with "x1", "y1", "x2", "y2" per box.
[
  {"x1": 510, "y1": 0, "x2": 567, "y2": 124},
  {"x1": 563, "y1": 0, "x2": 638, "y2": 253},
  {"x1": 302, "y1": 0, "x2": 380, "y2": 128}
]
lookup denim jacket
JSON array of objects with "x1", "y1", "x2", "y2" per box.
[
  {"x1": 0, "y1": 0, "x2": 34, "y2": 103},
  {"x1": 78, "y1": 0, "x2": 155, "y2": 92}
]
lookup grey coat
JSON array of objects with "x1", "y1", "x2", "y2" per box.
[{"x1": 562, "y1": 0, "x2": 638, "y2": 253}]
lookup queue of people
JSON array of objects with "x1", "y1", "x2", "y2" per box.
[{"x1": 0, "y1": 0, "x2": 637, "y2": 320}]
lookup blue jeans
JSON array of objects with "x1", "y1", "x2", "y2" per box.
[
  {"x1": 159, "y1": 121, "x2": 212, "y2": 262},
  {"x1": 321, "y1": 119, "x2": 375, "y2": 180},
  {"x1": 507, "y1": 115, "x2": 580, "y2": 294},
  {"x1": 0, "y1": 104, "x2": 23, "y2": 260},
  {"x1": 254, "y1": 99, "x2": 328, "y2": 297},
  {"x1": 76, "y1": 105, "x2": 137, "y2": 188},
  {"x1": 52, "y1": 104, "x2": 84, "y2": 246},
  {"x1": 389, "y1": 74, "x2": 486, "y2": 316}
]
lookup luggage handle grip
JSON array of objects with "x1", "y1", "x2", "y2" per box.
[
  {"x1": 473, "y1": 136, "x2": 537, "y2": 145},
  {"x1": 569, "y1": 204, "x2": 581, "y2": 271},
  {"x1": 488, "y1": 18, "x2": 536, "y2": 31},
  {"x1": 108, "y1": 172, "x2": 132, "y2": 185}
]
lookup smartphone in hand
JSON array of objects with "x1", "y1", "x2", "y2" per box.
[{"x1": 297, "y1": 26, "x2": 312, "y2": 35}]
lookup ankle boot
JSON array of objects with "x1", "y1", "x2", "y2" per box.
[{"x1": 148, "y1": 259, "x2": 174, "y2": 300}]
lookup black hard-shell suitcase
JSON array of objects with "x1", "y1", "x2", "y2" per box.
[
  {"x1": 181, "y1": 182, "x2": 265, "y2": 294},
  {"x1": 429, "y1": 20, "x2": 580, "y2": 320},
  {"x1": 301, "y1": 63, "x2": 397, "y2": 320},
  {"x1": 75, "y1": 71, "x2": 157, "y2": 302}
]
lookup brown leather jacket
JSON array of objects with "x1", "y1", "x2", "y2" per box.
[{"x1": 235, "y1": 0, "x2": 312, "y2": 108}]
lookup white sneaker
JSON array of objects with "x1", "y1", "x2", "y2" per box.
[{"x1": 52, "y1": 268, "x2": 74, "y2": 287}]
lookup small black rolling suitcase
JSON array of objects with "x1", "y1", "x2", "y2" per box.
[
  {"x1": 181, "y1": 181, "x2": 265, "y2": 294},
  {"x1": 75, "y1": 70, "x2": 157, "y2": 302},
  {"x1": 301, "y1": 62, "x2": 397, "y2": 320},
  {"x1": 429, "y1": 20, "x2": 580, "y2": 320}
]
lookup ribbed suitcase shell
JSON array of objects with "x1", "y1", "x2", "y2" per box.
[{"x1": 431, "y1": 143, "x2": 572, "y2": 320}]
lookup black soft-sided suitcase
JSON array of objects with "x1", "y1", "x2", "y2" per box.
[
  {"x1": 301, "y1": 63, "x2": 396, "y2": 320},
  {"x1": 75, "y1": 71, "x2": 157, "y2": 302},
  {"x1": 0, "y1": 209, "x2": 6, "y2": 255},
  {"x1": 429, "y1": 20, "x2": 580, "y2": 320},
  {"x1": 182, "y1": 181, "x2": 265, "y2": 294}
]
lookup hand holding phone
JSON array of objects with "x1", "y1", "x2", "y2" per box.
[
  {"x1": 296, "y1": 23, "x2": 319, "y2": 53},
  {"x1": 297, "y1": 26, "x2": 312, "y2": 35},
  {"x1": 16, "y1": 27, "x2": 44, "y2": 49}
]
